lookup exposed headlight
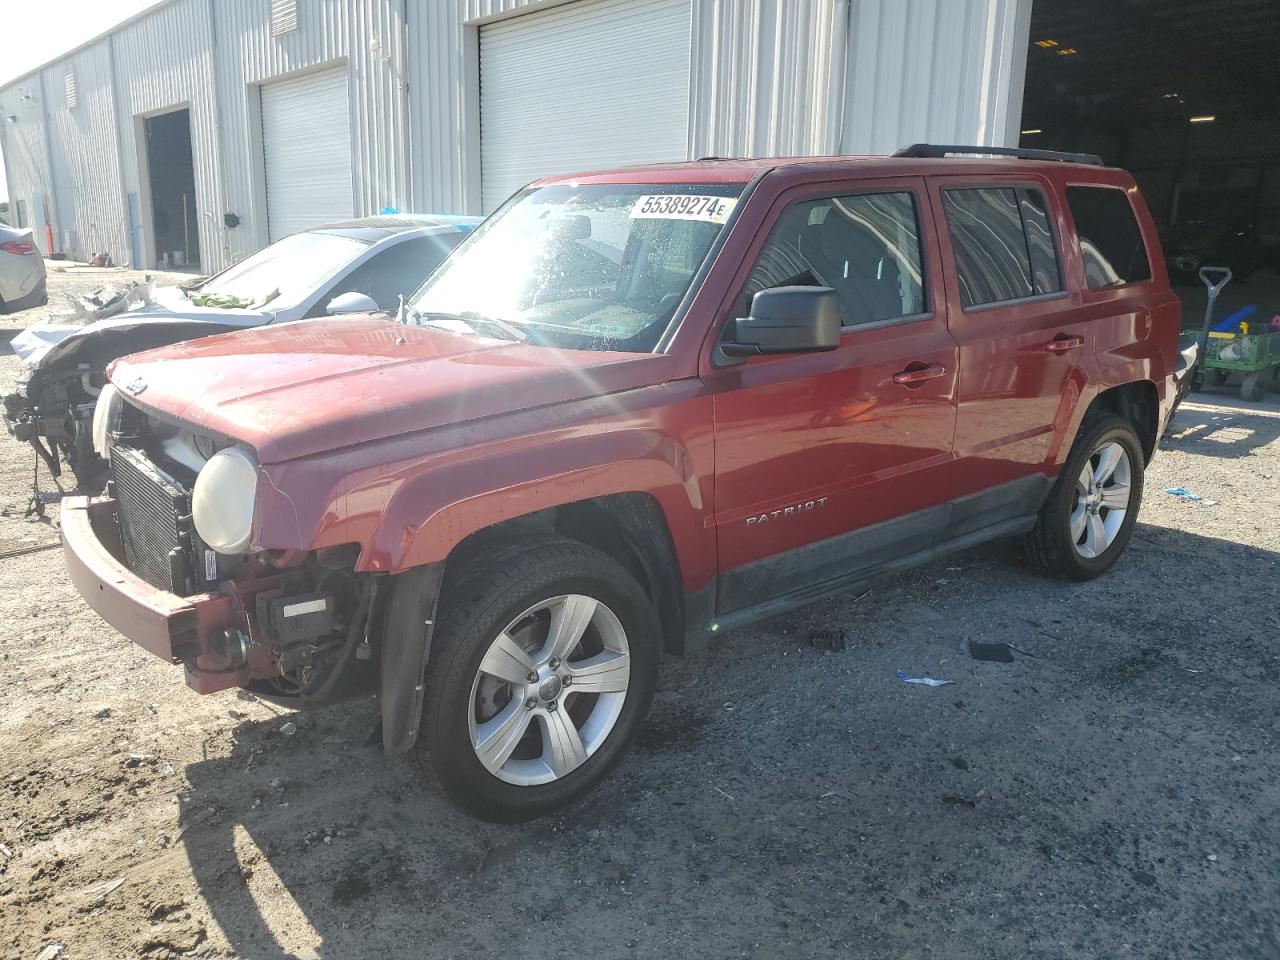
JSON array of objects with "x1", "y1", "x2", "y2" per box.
[
  {"x1": 192, "y1": 446, "x2": 258, "y2": 555},
  {"x1": 91, "y1": 383, "x2": 122, "y2": 458}
]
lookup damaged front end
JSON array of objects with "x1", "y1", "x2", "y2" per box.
[
  {"x1": 4, "y1": 278, "x2": 249, "y2": 490},
  {"x1": 3, "y1": 364, "x2": 100, "y2": 487},
  {"x1": 60, "y1": 398, "x2": 379, "y2": 704}
]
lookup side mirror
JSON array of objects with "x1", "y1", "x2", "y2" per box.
[
  {"x1": 719, "y1": 286, "x2": 842, "y2": 360},
  {"x1": 326, "y1": 291, "x2": 380, "y2": 315}
]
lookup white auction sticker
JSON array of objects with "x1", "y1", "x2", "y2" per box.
[{"x1": 630, "y1": 194, "x2": 737, "y2": 224}]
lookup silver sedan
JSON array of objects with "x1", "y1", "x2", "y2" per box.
[{"x1": 0, "y1": 224, "x2": 47, "y2": 314}]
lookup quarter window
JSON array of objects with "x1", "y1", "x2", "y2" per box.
[
  {"x1": 1066, "y1": 186, "x2": 1152, "y2": 289},
  {"x1": 745, "y1": 191, "x2": 926, "y2": 326},
  {"x1": 942, "y1": 187, "x2": 1063, "y2": 307}
]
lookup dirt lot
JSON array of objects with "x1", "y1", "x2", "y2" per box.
[{"x1": 2, "y1": 268, "x2": 1279, "y2": 959}]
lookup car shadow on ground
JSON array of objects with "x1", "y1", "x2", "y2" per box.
[
  {"x1": 0, "y1": 329, "x2": 21, "y2": 354},
  {"x1": 176, "y1": 524, "x2": 1280, "y2": 959},
  {"x1": 1166, "y1": 395, "x2": 1280, "y2": 458}
]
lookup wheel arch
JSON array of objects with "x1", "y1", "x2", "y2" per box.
[
  {"x1": 443, "y1": 492, "x2": 687, "y2": 654},
  {"x1": 377, "y1": 493, "x2": 686, "y2": 757},
  {"x1": 1086, "y1": 380, "x2": 1159, "y2": 463}
]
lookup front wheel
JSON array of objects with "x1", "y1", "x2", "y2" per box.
[
  {"x1": 414, "y1": 537, "x2": 660, "y2": 822},
  {"x1": 1022, "y1": 413, "x2": 1145, "y2": 581}
]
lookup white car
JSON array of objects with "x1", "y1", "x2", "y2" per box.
[
  {"x1": 3, "y1": 214, "x2": 479, "y2": 484},
  {"x1": 0, "y1": 224, "x2": 48, "y2": 315}
]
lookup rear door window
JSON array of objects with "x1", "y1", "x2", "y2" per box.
[
  {"x1": 942, "y1": 187, "x2": 1063, "y2": 307},
  {"x1": 745, "y1": 190, "x2": 927, "y2": 327},
  {"x1": 1065, "y1": 186, "x2": 1152, "y2": 289}
]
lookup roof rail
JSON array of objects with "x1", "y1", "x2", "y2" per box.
[{"x1": 893, "y1": 143, "x2": 1106, "y2": 166}]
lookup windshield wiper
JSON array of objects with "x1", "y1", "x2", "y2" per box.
[{"x1": 417, "y1": 309, "x2": 528, "y2": 343}]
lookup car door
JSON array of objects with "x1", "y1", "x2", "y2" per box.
[
  {"x1": 928, "y1": 176, "x2": 1093, "y2": 494},
  {"x1": 704, "y1": 178, "x2": 959, "y2": 615}
]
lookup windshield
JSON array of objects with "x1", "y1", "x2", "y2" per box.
[
  {"x1": 410, "y1": 183, "x2": 742, "y2": 351},
  {"x1": 198, "y1": 232, "x2": 368, "y2": 309}
]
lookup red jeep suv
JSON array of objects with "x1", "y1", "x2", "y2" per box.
[{"x1": 61, "y1": 145, "x2": 1181, "y2": 821}]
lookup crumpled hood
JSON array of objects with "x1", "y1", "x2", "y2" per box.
[
  {"x1": 10, "y1": 284, "x2": 267, "y2": 368},
  {"x1": 108, "y1": 316, "x2": 668, "y2": 462}
]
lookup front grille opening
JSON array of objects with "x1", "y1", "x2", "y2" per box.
[{"x1": 110, "y1": 445, "x2": 209, "y2": 594}]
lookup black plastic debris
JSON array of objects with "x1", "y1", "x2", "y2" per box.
[
  {"x1": 808, "y1": 629, "x2": 847, "y2": 651},
  {"x1": 968, "y1": 639, "x2": 1037, "y2": 662}
]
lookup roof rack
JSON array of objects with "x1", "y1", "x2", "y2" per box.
[{"x1": 893, "y1": 143, "x2": 1105, "y2": 166}]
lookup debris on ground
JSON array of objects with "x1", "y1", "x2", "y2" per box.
[
  {"x1": 896, "y1": 668, "x2": 954, "y2": 687},
  {"x1": 279, "y1": 721, "x2": 297, "y2": 736},
  {"x1": 34, "y1": 945, "x2": 65, "y2": 960},
  {"x1": 968, "y1": 640, "x2": 1037, "y2": 663},
  {"x1": 82, "y1": 876, "x2": 125, "y2": 904},
  {"x1": 808, "y1": 629, "x2": 847, "y2": 651},
  {"x1": 1164, "y1": 486, "x2": 1219, "y2": 505}
]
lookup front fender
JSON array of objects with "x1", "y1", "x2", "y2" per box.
[
  {"x1": 253, "y1": 383, "x2": 718, "y2": 592},
  {"x1": 375, "y1": 427, "x2": 707, "y2": 578}
]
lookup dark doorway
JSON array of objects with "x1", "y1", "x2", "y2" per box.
[
  {"x1": 1021, "y1": 0, "x2": 1280, "y2": 325},
  {"x1": 144, "y1": 108, "x2": 200, "y2": 270}
]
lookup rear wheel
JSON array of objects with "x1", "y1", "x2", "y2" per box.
[
  {"x1": 1022, "y1": 413, "x2": 1144, "y2": 581},
  {"x1": 414, "y1": 537, "x2": 660, "y2": 822},
  {"x1": 1240, "y1": 371, "x2": 1268, "y2": 402}
]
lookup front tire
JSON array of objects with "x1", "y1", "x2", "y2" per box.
[
  {"x1": 414, "y1": 536, "x2": 660, "y2": 822},
  {"x1": 1022, "y1": 413, "x2": 1145, "y2": 581}
]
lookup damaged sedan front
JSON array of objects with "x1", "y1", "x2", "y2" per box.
[{"x1": 2, "y1": 214, "x2": 478, "y2": 488}]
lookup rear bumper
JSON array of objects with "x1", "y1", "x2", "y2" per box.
[
  {"x1": 1, "y1": 274, "x2": 47, "y2": 313},
  {"x1": 60, "y1": 495, "x2": 246, "y2": 693}
]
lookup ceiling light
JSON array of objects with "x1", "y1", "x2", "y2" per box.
[
  {"x1": 1189, "y1": 115, "x2": 1216, "y2": 123},
  {"x1": 1056, "y1": 47, "x2": 1078, "y2": 56},
  {"x1": 1021, "y1": 129, "x2": 1043, "y2": 135},
  {"x1": 1035, "y1": 39, "x2": 1059, "y2": 48}
]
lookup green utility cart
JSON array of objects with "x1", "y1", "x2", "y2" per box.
[{"x1": 1188, "y1": 266, "x2": 1280, "y2": 402}]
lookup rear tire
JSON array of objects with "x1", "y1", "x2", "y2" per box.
[
  {"x1": 1240, "y1": 371, "x2": 1268, "y2": 402},
  {"x1": 413, "y1": 536, "x2": 661, "y2": 822},
  {"x1": 1021, "y1": 413, "x2": 1144, "y2": 581}
]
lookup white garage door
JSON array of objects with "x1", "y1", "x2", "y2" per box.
[
  {"x1": 261, "y1": 68, "x2": 354, "y2": 240},
  {"x1": 479, "y1": 0, "x2": 692, "y2": 212}
]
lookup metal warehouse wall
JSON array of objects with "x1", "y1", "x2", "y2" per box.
[
  {"x1": 110, "y1": 1, "x2": 222, "y2": 269},
  {"x1": 1, "y1": 0, "x2": 1030, "y2": 273},
  {"x1": 211, "y1": 0, "x2": 412, "y2": 261},
  {"x1": 40, "y1": 43, "x2": 129, "y2": 262},
  {"x1": 411, "y1": 0, "x2": 1031, "y2": 210}
]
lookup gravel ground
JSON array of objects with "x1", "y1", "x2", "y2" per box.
[{"x1": 1, "y1": 268, "x2": 1279, "y2": 959}]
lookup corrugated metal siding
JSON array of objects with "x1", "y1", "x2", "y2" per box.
[
  {"x1": 213, "y1": 0, "x2": 411, "y2": 262},
  {"x1": 40, "y1": 42, "x2": 128, "y2": 262},
  {"x1": 3, "y1": 0, "x2": 1031, "y2": 269},
  {"x1": 688, "y1": 0, "x2": 848, "y2": 158},
  {"x1": 408, "y1": 1, "x2": 471, "y2": 214},
  {"x1": 111, "y1": 0, "x2": 223, "y2": 269},
  {"x1": 841, "y1": 0, "x2": 1031, "y2": 154},
  {"x1": 0, "y1": 78, "x2": 57, "y2": 245},
  {"x1": 478, "y1": 0, "x2": 691, "y2": 210}
]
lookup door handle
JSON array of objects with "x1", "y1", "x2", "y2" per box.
[
  {"x1": 892, "y1": 363, "x2": 947, "y2": 385},
  {"x1": 1046, "y1": 334, "x2": 1085, "y2": 354}
]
